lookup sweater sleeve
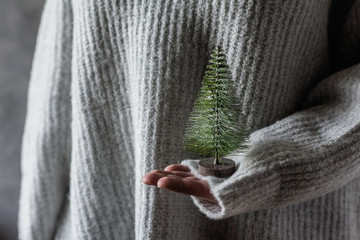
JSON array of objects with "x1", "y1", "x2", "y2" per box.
[
  {"x1": 181, "y1": 2, "x2": 360, "y2": 220},
  {"x1": 18, "y1": 0, "x2": 73, "y2": 239}
]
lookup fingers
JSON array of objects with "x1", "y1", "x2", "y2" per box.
[
  {"x1": 142, "y1": 167, "x2": 218, "y2": 203},
  {"x1": 164, "y1": 164, "x2": 190, "y2": 172},
  {"x1": 157, "y1": 177, "x2": 209, "y2": 199},
  {"x1": 142, "y1": 170, "x2": 193, "y2": 185}
]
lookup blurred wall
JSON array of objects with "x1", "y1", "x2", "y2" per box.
[{"x1": 0, "y1": 0, "x2": 45, "y2": 239}]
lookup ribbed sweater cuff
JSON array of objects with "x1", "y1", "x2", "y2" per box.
[
  {"x1": 180, "y1": 159, "x2": 228, "y2": 219},
  {"x1": 180, "y1": 152, "x2": 273, "y2": 220}
]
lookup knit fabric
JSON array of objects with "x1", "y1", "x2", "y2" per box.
[{"x1": 19, "y1": 0, "x2": 360, "y2": 239}]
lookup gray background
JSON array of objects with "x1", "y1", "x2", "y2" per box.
[{"x1": 0, "y1": 0, "x2": 45, "y2": 239}]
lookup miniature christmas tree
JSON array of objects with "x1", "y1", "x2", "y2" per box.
[{"x1": 183, "y1": 46, "x2": 249, "y2": 177}]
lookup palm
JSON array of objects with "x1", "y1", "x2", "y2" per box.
[{"x1": 142, "y1": 164, "x2": 218, "y2": 203}]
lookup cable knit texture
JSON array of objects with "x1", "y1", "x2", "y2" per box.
[{"x1": 19, "y1": 0, "x2": 360, "y2": 239}]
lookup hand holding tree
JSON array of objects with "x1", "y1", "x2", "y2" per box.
[{"x1": 142, "y1": 46, "x2": 249, "y2": 200}]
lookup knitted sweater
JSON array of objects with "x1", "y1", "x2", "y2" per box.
[{"x1": 19, "y1": 0, "x2": 360, "y2": 239}]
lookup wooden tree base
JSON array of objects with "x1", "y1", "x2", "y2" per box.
[{"x1": 198, "y1": 157, "x2": 235, "y2": 178}]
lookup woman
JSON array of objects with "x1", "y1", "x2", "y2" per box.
[{"x1": 19, "y1": 0, "x2": 360, "y2": 239}]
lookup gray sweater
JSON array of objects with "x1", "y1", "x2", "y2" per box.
[{"x1": 19, "y1": 0, "x2": 360, "y2": 239}]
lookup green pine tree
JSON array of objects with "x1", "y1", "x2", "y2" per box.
[{"x1": 183, "y1": 46, "x2": 249, "y2": 165}]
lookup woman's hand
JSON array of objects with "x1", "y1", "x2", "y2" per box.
[{"x1": 142, "y1": 164, "x2": 218, "y2": 203}]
